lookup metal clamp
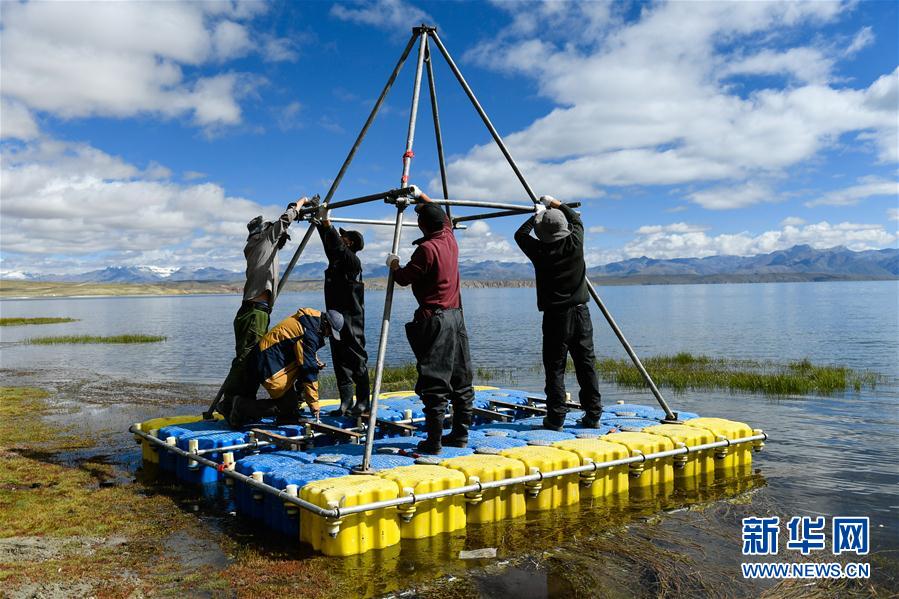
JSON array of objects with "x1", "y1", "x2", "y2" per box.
[
  {"x1": 628, "y1": 450, "x2": 646, "y2": 478},
  {"x1": 579, "y1": 457, "x2": 596, "y2": 487},
  {"x1": 714, "y1": 436, "x2": 730, "y2": 460},
  {"x1": 752, "y1": 429, "x2": 766, "y2": 452},
  {"x1": 283, "y1": 485, "x2": 299, "y2": 519},
  {"x1": 672, "y1": 442, "x2": 688, "y2": 469},
  {"x1": 325, "y1": 500, "x2": 344, "y2": 537},
  {"x1": 464, "y1": 476, "x2": 483, "y2": 505},
  {"x1": 524, "y1": 466, "x2": 543, "y2": 498},
  {"x1": 396, "y1": 487, "x2": 417, "y2": 522}
]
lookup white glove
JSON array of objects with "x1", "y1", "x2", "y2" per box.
[
  {"x1": 534, "y1": 203, "x2": 547, "y2": 215},
  {"x1": 408, "y1": 184, "x2": 422, "y2": 199},
  {"x1": 539, "y1": 195, "x2": 557, "y2": 207},
  {"x1": 386, "y1": 253, "x2": 400, "y2": 268}
]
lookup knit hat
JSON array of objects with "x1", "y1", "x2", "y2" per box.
[
  {"x1": 416, "y1": 202, "x2": 446, "y2": 233},
  {"x1": 246, "y1": 215, "x2": 264, "y2": 239},
  {"x1": 338, "y1": 228, "x2": 364, "y2": 252},
  {"x1": 534, "y1": 208, "x2": 570, "y2": 242}
]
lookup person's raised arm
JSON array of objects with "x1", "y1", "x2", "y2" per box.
[
  {"x1": 269, "y1": 197, "x2": 307, "y2": 243},
  {"x1": 514, "y1": 214, "x2": 540, "y2": 259},
  {"x1": 390, "y1": 245, "x2": 429, "y2": 287}
]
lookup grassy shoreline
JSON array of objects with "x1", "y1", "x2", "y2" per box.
[
  {"x1": 0, "y1": 317, "x2": 79, "y2": 326},
  {"x1": 25, "y1": 334, "x2": 167, "y2": 345},
  {"x1": 595, "y1": 352, "x2": 878, "y2": 396}
]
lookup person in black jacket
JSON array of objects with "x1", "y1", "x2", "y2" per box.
[
  {"x1": 315, "y1": 206, "x2": 370, "y2": 416},
  {"x1": 514, "y1": 196, "x2": 602, "y2": 430}
]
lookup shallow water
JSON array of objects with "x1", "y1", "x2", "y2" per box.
[{"x1": 1, "y1": 280, "x2": 897, "y2": 595}]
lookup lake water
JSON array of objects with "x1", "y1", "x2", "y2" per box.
[{"x1": 1, "y1": 280, "x2": 897, "y2": 591}]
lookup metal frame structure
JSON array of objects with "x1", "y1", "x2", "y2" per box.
[
  {"x1": 204, "y1": 24, "x2": 682, "y2": 470},
  {"x1": 131, "y1": 423, "x2": 767, "y2": 532}
]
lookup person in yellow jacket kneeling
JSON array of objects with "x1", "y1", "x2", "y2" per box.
[{"x1": 228, "y1": 307, "x2": 344, "y2": 428}]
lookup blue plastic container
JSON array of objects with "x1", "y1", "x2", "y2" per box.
[
  {"x1": 263, "y1": 463, "x2": 349, "y2": 535},
  {"x1": 472, "y1": 435, "x2": 528, "y2": 452},
  {"x1": 234, "y1": 452, "x2": 307, "y2": 518},
  {"x1": 157, "y1": 420, "x2": 231, "y2": 472},
  {"x1": 175, "y1": 430, "x2": 249, "y2": 485},
  {"x1": 335, "y1": 453, "x2": 415, "y2": 471},
  {"x1": 602, "y1": 417, "x2": 658, "y2": 431},
  {"x1": 511, "y1": 429, "x2": 576, "y2": 444}
]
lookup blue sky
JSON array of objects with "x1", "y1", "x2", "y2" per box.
[{"x1": 1, "y1": 0, "x2": 896, "y2": 276}]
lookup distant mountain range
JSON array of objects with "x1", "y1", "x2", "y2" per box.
[{"x1": 4, "y1": 245, "x2": 897, "y2": 283}]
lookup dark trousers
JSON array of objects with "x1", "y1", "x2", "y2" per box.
[
  {"x1": 221, "y1": 302, "x2": 270, "y2": 403},
  {"x1": 542, "y1": 303, "x2": 602, "y2": 425},
  {"x1": 329, "y1": 323, "x2": 370, "y2": 406},
  {"x1": 405, "y1": 308, "x2": 474, "y2": 434}
]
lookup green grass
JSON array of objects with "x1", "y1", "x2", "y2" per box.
[
  {"x1": 25, "y1": 334, "x2": 166, "y2": 345},
  {"x1": 593, "y1": 352, "x2": 879, "y2": 396},
  {"x1": 0, "y1": 317, "x2": 78, "y2": 326}
]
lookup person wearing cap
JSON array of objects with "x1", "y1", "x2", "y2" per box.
[
  {"x1": 515, "y1": 196, "x2": 603, "y2": 431},
  {"x1": 218, "y1": 197, "x2": 308, "y2": 422},
  {"x1": 386, "y1": 186, "x2": 474, "y2": 454},
  {"x1": 314, "y1": 206, "x2": 370, "y2": 417},
  {"x1": 228, "y1": 307, "x2": 344, "y2": 427}
]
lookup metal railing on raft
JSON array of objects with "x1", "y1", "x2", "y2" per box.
[{"x1": 131, "y1": 424, "x2": 766, "y2": 533}]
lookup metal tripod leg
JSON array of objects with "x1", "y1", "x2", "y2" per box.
[
  {"x1": 360, "y1": 29, "x2": 428, "y2": 473},
  {"x1": 278, "y1": 30, "x2": 419, "y2": 294},
  {"x1": 427, "y1": 29, "x2": 677, "y2": 421}
]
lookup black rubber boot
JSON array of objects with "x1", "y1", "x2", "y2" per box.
[
  {"x1": 329, "y1": 384, "x2": 355, "y2": 417},
  {"x1": 576, "y1": 417, "x2": 601, "y2": 429},
  {"x1": 348, "y1": 393, "x2": 370, "y2": 417},
  {"x1": 442, "y1": 412, "x2": 471, "y2": 448},
  {"x1": 274, "y1": 394, "x2": 302, "y2": 425},
  {"x1": 542, "y1": 416, "x2": 565, "y2": 432},
  {"x1": 417, "y1": 419, "x2": 443, "y2": 455}
]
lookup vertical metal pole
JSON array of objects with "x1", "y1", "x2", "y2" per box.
[
  {"x1": 586, "y1": 279, "x2": 677, "y2": 421},
  {"x1": 278, "y1": 31, "x2": 419, "y2": 294},
  {"x1": 424, "y1": 39, "x2": 451, "y2": 220},
  {"x1": 429, "y1": 31, "x2": 538, "y2": 203},
  {"x1": 360, "y1": 30, "x2": 428, "y2": 472}
]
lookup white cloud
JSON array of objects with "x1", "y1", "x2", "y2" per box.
[
  {"x1": 330, "y1": 0, "x2": 432, "y2": 31},
  {"x1": 781, "y1": 216, "x2": 806, "y2": 226},
  {"x1": 688, "y1": 182, "x2": 775, "y2": 210},
  {"x1": 0, "y1": 1, "x2": 291, "y2": 135},
  {"x1": 623, "y1": 220, "x2": 897, "y2": 259},
  {"x1": 846, "y1": 26, "x2": 874, "y2": 56},
  {"x1": 438, "y1": 2, "x2": 896, "y2": 205},
  {"x1": 182, "y1": 170, "x2": 208, "y2": 181},
  {"x1": 722, "y1": 47, "x2": 835, "y2": 85},
  {"x1": 588, "y1": 225, "x2": 607, "y2": 234},
  {"x1": 0, "y1": 98, "x2": 39, "y2": 140},
  {"x1": 0, "y1": 139, "x2": 275, "y2": 272},
  {"x1": 805, "y1": 178, "x2": 899, "y2": 207},
  {"x1": 455, "y1": 220, "x2": 524, "y2": 262},
  {"x1": 888, "y1": 208, "x2": 899, "y2": 222}
]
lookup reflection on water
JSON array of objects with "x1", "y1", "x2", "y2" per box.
[{"x1": 2, "y1": 281, "x2": 897, "y2": 595}]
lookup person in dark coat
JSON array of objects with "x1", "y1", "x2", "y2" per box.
[
  {"x1": 514, "y1": 195, "x2": 603, "y2": 430},
  {"x1": 314, "y1": 206, "x2": 370, "y2": 416},
  {"x1": 387, "y1": 186, "x2": 474, "y2": 454},
  {"x1": 219, "y1": 197, "x2": 308, "y2": 423}
]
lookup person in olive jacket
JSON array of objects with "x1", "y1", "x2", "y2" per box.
[
  {"x1": 515, "y1": 196, "x2": 602, "y2": 430},
  {"x1": 315, "y1": 206, "x2": 370, "y2": 417}
]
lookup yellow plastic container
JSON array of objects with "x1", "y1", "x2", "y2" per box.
[
  {"x1": 499, "y1": 446, "x2": 581, "y2": 511},
  {"x1": 378, "y1": 465, "x2": 467, "y2": 539},
  {"x1": 552, "y1": 438, "x2": 630, "y2": 498},
  {"x1": 643, "y1": 424, "x2": 717, "y2": 482},
  {"x1": 300, "y1": 475, "x2": 400, "y2": 556},
  {"x1": 440, "y1": 455, "x2": 527, "y2": 524},
  {"x1": 601, "y1": 432, "x2": 675, "y2": 489},
  {"x1": 134, "y1": 415, "x2": 217, "y2": 464},
  {"x1": 685, "y1": 417, "x2": 755, "y2": 471}
]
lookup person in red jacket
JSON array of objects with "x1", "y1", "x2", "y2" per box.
[{"x1": 387, "y1": 186, "x2": 473, "y2": 454}]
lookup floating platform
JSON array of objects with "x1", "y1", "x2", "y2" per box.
[{"x1": 131, "y1": 387, "x2": 766, "y2": 557}]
